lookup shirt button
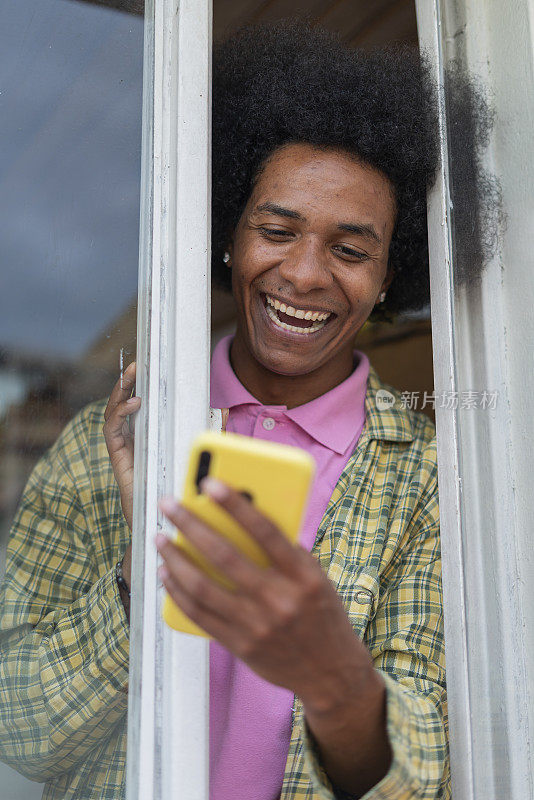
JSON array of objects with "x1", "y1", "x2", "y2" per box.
[
  {"x1": 262, "y1": 417, "x2": 275, "y2": 431},
  {"x1": 355, "y1": 589, "x2": 374, "y2": 605}
]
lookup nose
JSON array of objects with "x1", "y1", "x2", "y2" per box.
[{"x1": 277, "y1": 237, "x2": 334, "y2": 294}]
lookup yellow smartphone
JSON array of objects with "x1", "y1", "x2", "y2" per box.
[{"x1": 162, "y1": 430, "x2": 315, "y2": 637}]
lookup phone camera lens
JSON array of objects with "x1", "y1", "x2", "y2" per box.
[{"x1": 196, "y1": 450, "x2": 211, "y2": 492}]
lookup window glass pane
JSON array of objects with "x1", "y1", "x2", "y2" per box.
[{"x1": 0, "y1": 1, "x2": 143, "y2": 795}]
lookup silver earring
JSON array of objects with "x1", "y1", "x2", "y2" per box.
[
  {"x1": 223, "y1": 251, "x2": 230, "y2": 264},
  {"x1": 378, "y1": 291, "x2": 386, "y2": 303}
]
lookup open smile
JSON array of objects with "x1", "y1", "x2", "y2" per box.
[{"x1": 262, "y1": 293, "x2": 335, "y2": 335}]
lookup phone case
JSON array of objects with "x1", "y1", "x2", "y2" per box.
[{"x1": 162, "y1": 430, "x2": 315, "y2": 637}]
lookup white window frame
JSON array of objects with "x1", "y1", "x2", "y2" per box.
[
  {"x1": 416, "y1": 1, "x2": 534, "y2": 798},
  {"x1": 126, "y1": 1, "x2": 212, "y2": 798}
]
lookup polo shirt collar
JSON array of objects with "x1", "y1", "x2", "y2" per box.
[
  {"x1": 284, "y1": 357, "x2": 369, "y2": 455},
  {"x1": 211, "y1": 335, "x2": 415, "y2": 449},
  {"x1": 210, "y1": 335, "x2": 369, "y2": 455},
  {"x1": 210, "y1": 335, "x2": 257, "y2": 410}
]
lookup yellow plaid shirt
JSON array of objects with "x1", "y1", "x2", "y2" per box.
[{"x1": 0, "y1": 365, "x2": 449, "y2": 799}]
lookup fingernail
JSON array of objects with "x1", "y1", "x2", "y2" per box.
[
  {"x1": 158, "y1": 497, "x2": 180, "y2": 516},
  {"x1": 200, "y1": 476, "x2": 228, "y2": 500},
  {"x1": 127, "y1": 396, "x2": 140, "y2": 405},
  {"x1": 155, "y1": 533, "x2": 167, "y2": 550},
  {"x1": 158, "y1": 565, "x2": 169, "y2": 581}
]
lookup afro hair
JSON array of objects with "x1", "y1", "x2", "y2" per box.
[{"x1": 211, "y1": 19, "x2": 441, "y2": 318}]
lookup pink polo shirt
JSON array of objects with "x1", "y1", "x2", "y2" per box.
[{"x1": 209, "y1": 335, "x2": 370, "y2": 800}]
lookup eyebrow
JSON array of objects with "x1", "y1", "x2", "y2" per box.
[
  {"x1": 255, "y1": 202, "x2": 303, "y2": 220},
  {"x1": 254, "y1": 202, "x2": 382, "y2": 245},
  {"x1": 337, "y1": 222, "x2": 382, "y2": 245}
]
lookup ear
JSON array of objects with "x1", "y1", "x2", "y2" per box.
[
  {"x1": 382, "y1": 266, "x2": 395, "y2": 293},
  {"x1": 223, "y1": 237, "x2": 234, "y2": 268},
  {"x1": 374, "y1": 267, "x2": 395, "y2": 307}
]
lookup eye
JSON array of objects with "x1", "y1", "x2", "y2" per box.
[
  {"x1": 332, "y1": 244, "x2": 368, "y2": 261},
  {"x1": 258, "y1": 227, "x2": 293, "y2": 239}
]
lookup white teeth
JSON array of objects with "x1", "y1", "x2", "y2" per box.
[
  {"x1": 266, "y1": 303, "x2": 327, "y2": 334},
  {"x1": 265, "y1": 294, "x2": 332, "y2": 327}
]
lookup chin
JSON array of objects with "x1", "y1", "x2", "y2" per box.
[
  {"x1": 253, "y1": 347, "x2": 319, "y2": 378},
  {"x1": 262, "y1": 363, "x2": 306, "y2": 377}
]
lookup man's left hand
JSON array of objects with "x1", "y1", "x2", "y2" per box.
[{"x1": 156, "y1": 477, "x2": 374, "y2": 713}]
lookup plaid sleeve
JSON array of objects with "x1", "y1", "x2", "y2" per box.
[
  {"x1": 0, "y1": 406, "x2": 130, "y2": 783},
  {"x1": 302, "y1": 436, "x2": 449, "y2": 799}
]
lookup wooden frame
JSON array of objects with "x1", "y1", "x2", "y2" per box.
[
  {"x1": 127, "y1": 1, "x2": 212, "y2": 797},
  {"x1": 414, "y1": 3, "x2": 473, "y2": 795},
  {"x1": 416, "y1": 1, "x2": 534, "y2": 797}
]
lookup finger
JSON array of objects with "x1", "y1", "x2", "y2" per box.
[
  {"x1": 104, "y1": 361, "x2": 137, "y2": 421},
  {"x1": 159, "y1": 565, "x2": 236, "y2": 642},
  {"x1": 156, "y1": 536, "x2": 249, "y2": 630},
  {"x1": 103, "y1": 396, "x2": 140, "y2": 453},
  {"x1": 221, "y1": 408, "x2": 229, "y2": 433},
  {"x1": 158, "y1": 498, "x2": 265, "y2": 594},
  {"x1": 199, "y1": 478, "x2": 299, "y2": 573}
]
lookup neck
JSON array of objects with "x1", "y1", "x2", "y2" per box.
[{"x1": 229, "y1": 337, "x2": 355, "y2": 409}]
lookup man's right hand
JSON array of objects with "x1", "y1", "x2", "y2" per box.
[
  {"x1": 103, "y1": 361, "x2": 140, "y2": 538},
  {"x1": 103, "y1": 370, "x2": 227, "y2": 593}
]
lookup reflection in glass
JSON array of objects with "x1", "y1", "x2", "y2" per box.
[
  {"x1": 0, "y1": 1, "x2": 143, "y2": 797},
  {"x1": 0, "y1": 0, "x2": 142, "y2": 563}
]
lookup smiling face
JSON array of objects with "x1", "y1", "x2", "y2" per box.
[{"x1": 227, "y1": 142, "x2": 397, "y2": 406}]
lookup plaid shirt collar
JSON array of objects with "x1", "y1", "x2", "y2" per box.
[{"x1": 363, "y1": 366, "x2": 415, "y2": 443}]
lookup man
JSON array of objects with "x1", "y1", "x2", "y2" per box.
[{"x1": 0, "y1": 21, "x2": 448, "y2": 800}]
